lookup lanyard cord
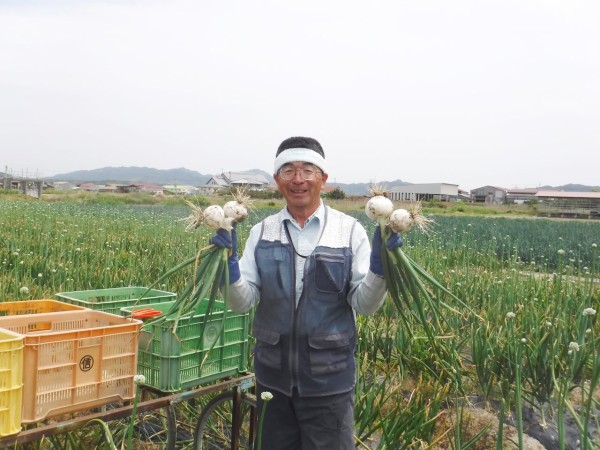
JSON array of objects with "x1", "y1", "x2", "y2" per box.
[{"x1": 283, "y1": 221, "x2": 309, "y2": 259}]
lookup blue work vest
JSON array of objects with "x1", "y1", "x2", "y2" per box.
[{"x1": 252, "y1": 207, "x2": 358, "y2": 397}]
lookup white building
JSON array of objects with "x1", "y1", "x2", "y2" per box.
[
  {"x1": 387, "y1": 183, "x2": 460, "y2": 202},
  {"x1": 201, "y1": 171, "x2": 271, "y2": 195}
]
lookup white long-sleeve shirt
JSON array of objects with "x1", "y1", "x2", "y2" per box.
[{"x1": 230, "y1": 203, "x2": 387, "y2": 315}]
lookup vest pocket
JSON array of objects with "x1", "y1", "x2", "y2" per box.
[
  {"x1": 314, "y1": 253, "x2": 347, "y2": 294},
  {"x1": 308, "y1": 333, "x2": 351, "y2": 375},
  {"x1": 254, "y1": 326, "x2": 282, "y2": 370}
]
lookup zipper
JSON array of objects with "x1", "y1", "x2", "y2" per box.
[
  {"x1": 290, "y1": 252, "x2": 311, "y2": 395},
  {"x1": 289, "y1": 247, "x2": 298, "y2": 393}
]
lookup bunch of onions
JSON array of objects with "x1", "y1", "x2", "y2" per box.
[
  {"x1": 366, "y1": 187, "x2": 480, "y2": 384},
  {"x1": 142, "y1": 190, "x2": 251, "y2": 334}
]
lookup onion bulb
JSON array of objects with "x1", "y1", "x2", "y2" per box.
[
  {"x1": 223, "y1": 188, "x2": 252, "y2": 223},
  {"x1": 388, "y1": 208, "x2": 413, "y2": 233},
  {"x1": 365, "y1": 186, "x2": 394, "y2": 222},
  {"x1": 203, "y1": 205, "x2": 227, "y2": 230},
  {"x1": 388, "y1": 202, "x2": 434, "y2": 234}
]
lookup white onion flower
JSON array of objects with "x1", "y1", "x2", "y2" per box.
[
  {"x1": 261, "y1": 391, "x2": 273, "y2": 401},
  {"x1": 133, "y1": 374, "x2": 146, "y2": 384},
  {"x1": 506, "y1": 311, "x2": 516, "y2": 319},
  {"x1": 568, "y1": 342, "x2": 580, "y2": 353},
  {"x1": 583, "y1": 308, "x2": 596, "y2": 316},
  {"x1": 19, "y1": 286, "x2": 29, "y2": 295}
]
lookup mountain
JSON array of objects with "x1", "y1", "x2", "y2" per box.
[
  {"x1": 48, "y1": 166, "x2": 210, "y2": 185},
  {"x1": 48, "y1": 166, "x2": 277, "y2": 186},
  {"x1": 48, "y1": 167, "x2": 275, "y2": 186},
  {"x1": 538, "y1": 183, "x2": 600, "y2": 192}
]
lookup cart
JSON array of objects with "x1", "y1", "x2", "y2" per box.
[
  {"x1": 0, "y1": 372, "x2": 258, "y2": 450},
  {"x1": 0, "y1": 296, "x2": 257, "y2": 449}
]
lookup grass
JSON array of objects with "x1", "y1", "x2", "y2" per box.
[{"x1": 0, "y1": 195, "x2": 598, "y2": 449}]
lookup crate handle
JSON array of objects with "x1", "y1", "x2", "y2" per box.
[{"x1": 131, "y1": 308, "x2": 162, "y2": 319}]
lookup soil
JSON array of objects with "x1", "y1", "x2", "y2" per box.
[{"x1": 432, "y1": 398, "x2": 600, "y2": 450}]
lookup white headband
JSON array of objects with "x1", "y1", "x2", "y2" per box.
[{"x1": 273, "y1": 148, "x2": 328, "y2": 174}]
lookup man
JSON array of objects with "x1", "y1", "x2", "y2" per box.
[{"x1": 211, "y1": 136, "x2": 401, "y2": 449}]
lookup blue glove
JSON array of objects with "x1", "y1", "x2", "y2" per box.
[
  {"x1": 369, "y1": 227, "x2": 403, "y2": 277},
  {"x1": 209, "y1": 228, "x2": 241, "y2": 284}
]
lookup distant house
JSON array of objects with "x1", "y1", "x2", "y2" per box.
[
  {"x1": 536, "y1": 191, "x2": 600, "y2": 219},
  {"x1": 130, "y1": 182, "x2": 164, "y2": 195},
  {"x1": 201, "y1": 171, "x2": 271, "y2": 195},
  {"x1": 79, "y1": 183, "x2": 100, "y2": 192},
  {"x1": 98, "y1": 184, "x2": 119, "y2": 193},
  {"x1": 387, "y1": 183, "x2": 460, "y2": 202},
  {"x1": 163, "y1": 184, "x2": 199, "y2": 195},
  {"x1": 52, "y1": 181, "x2": 77, "y2": 191}
]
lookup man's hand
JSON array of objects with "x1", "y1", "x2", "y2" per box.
[
  {"x1": 369, "y1": 227, "x2": 403, "y2": 277},
  {"x1": 209, "y1": 228, "x2": 241, "y2": 284}
]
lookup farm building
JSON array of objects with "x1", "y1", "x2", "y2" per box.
[
  {"x1": 387, "y1": 183, "x2": 460, "y2": 202},
  {"x1": 506, "y1": 188, "x2": 539, "y2": 204},
  {"x1": 1, "y1": 172, "x2": 45, "y2": 198},
  {"x1": 536, "y1": 191, "x2": 600, "y2": 219},
  {"x1": 470, "y1": 186, "x2": 540, "y2": 204},
  {"x1": 201, "y1": 171, "x2": 271, "y2": 194},
  {"x1": 470, "y1": 186, "x2": 508, "y2": 203}
]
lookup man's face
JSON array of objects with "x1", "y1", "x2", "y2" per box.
[{"x1": 275, "y1": 162, "x2": 328, "y2": 212}]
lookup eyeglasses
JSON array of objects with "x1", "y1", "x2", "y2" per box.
[{"x1": 277, "y1": 166, "x2": 322, "y2": 181}]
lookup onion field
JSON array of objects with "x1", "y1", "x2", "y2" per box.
[{"x1": 1, "y1": 200, "x2": 598, "y2": 449}]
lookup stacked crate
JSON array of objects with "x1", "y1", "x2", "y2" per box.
[{"x1": 0, "y1": 298, "x2": 142, "y2": 433}]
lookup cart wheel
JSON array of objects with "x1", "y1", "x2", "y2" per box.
[
  {"x1": 194, "y1": 391, "x2": 257, "y2": 450},
  {"x1": 137, "y1": 388, "x2": 181, "y2": 450}
]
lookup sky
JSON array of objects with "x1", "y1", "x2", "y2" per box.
[{"x1": 1, "y1": 0, "x2": 599, "y2": 191}]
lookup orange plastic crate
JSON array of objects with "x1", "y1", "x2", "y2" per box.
[
  {"x1": 0, "y1": 328, "x2": 23, "y2": 437},
  {"x1": 0, "y1": 310, "x2": 141, "y2": 423},
  {"x1": 0, "y1": 299, "x2": 85, "y2": 317}
]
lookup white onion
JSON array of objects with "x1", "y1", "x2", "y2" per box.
[
  {"x1": 388, "y1": 208, "x2": 413, "y2": 233},
  {"x1": 203, "y1": 205, "x2": 226, "y2": 230},
  {"x1": 223, "y1": 200, "x2": 249, "y2": 223},
  {"x1": 365, "y1": 195, "x2": 394, "y2": 221}
]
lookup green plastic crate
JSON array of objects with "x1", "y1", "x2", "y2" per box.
[
  {"x1": 121, "y1": 299, "x2": 249, "y2": 392},
  {"x1": 55, "y1": 287, "x2": 176, "y2": 315}
]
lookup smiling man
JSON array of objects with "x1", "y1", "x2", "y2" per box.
[{"x1": 210, "y1": 136, "x2": 402, "y2": 450}]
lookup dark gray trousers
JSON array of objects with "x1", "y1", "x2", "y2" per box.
[{"x1": 256, "y1": 384, "x2": 355, "y2": 450}]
